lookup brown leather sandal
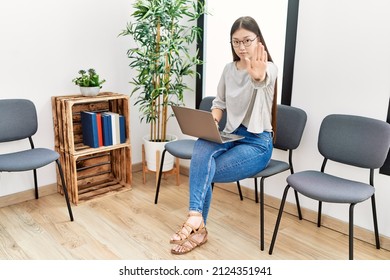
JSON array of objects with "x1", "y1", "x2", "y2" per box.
[
  {"x1": 170, "y1": 227, "x2": 208, "y2": 255},
  {"x1": 170, "y1": 212, "x2": 205, "y2": 245}
]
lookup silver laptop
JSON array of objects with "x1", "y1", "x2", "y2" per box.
[{"x1": 171, "y1": 105, "x2": 244, "y2": 143}]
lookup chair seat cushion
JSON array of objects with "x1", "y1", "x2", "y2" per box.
[
  {"x1": 251, "y1": 159, "x2": 290, "y2": 178},
  {"x1": 287, "y1": 170, "x2": 374, "y2": 203},
  {"x1": 165, "y1": 139, "x2": 196, "y2": 159},
  {"x1": 0, "y1": 148, "x2": 59, "y2": 171}
]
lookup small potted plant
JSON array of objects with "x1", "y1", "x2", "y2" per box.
[{"x1": 72, "y1": 68, "x2": 106, "y2": 96}]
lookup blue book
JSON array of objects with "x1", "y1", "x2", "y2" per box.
[
  {"x1": 80, "y1": 111, "x2": 99, "y2": 148},
  {"x1": 101, "y1": 113, "x2": 113, "y2": 146},
  {"x1": 119, "y1": 115, "x2": 126, "y2": 143}
]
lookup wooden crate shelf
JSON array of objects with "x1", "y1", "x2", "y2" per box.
[{"x1": 51, "y1": 92, "x2": 132, "y2": 205}]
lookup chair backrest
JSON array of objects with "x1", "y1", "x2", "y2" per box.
[
  {"x1": 199, "y1": 96, "x2": 227, "y2": 131},
  {"x1": 0, "y1": 99, "x2": 38, "y2": 142},
  {"x1": 199, "y1": 96, "x2": 214, "y2": 111},
  {"x1": 318, "y1": 114, "x2": 390, "y2": 169},
  {"x1": 274, "y1": 104, "x2": 307, "y2": 150}
]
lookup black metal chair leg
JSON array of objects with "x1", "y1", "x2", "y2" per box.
[
  {"x1": 236, "y1": 181, "x2": 243, "y2": 200},
  {"x1": 317, "y1": 201, "x2": 322, "y2": 227},
  {"x1": 56, "y1": 160, "x2": 74, "y2": 221},
  {"x1": 254, "y1": 178, "x2": 259, "y2": 203},
  {"x1": 293, "y1": 190, "x2": 302, "y2": 220},
  {"x1": 370, "y1": 195, "x2": 381, "y2": 249},
  {"x1": 349, "y1": 203, "x2": 356, "y2": 260},
  {"x1": 33, "y1": 169, "x2": 39, "y2": 199},
  {"x1": 260, "y1": 178, "x2": 265, "y2": 251},
  {"x1": 154, "y1": 149, "x2": 167, "y2": 204},
  {"x1": 269, "y1": 185, "x2": 290, "y2": 255}
]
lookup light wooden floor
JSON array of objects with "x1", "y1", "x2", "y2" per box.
[{"x1": 1, "y1": 171, "x2": 390, "y2": 260}]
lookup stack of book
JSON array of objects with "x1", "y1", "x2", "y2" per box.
[{"x1": 80, "y1": 111, "x2": 126, "y2": 148}]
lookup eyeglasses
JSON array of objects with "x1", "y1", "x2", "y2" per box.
[{"x1": 231, "y1": 36, "x2": 258, "y2": 48}]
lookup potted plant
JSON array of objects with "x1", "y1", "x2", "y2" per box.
[
  {"x1": 120, "y1": 0, "x2": 205, "y2": 172},
  {"x1": 72, "y1": 68, "x2": 106, "y2": 96}
]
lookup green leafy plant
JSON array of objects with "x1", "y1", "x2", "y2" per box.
[
  {"x1": 72, "y1": 68, "x2": 106, "y2": 88},
  {"x1": 119, "y1": 0, "x2": 205, "y2": 142}
]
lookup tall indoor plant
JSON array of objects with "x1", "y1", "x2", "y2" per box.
[{"x1": 120, "y1": 0, "x2": 205, "y2": 143}]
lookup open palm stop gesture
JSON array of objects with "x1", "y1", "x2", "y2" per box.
[{"x1": 244, "y1": 42, "x2": 268, "y2": 82}]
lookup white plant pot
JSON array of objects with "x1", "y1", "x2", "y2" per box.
[
  {"x1": 80, "y1": 86, "x2": 100, "y2": 97},
  {"x1": 143, "y1": 134, "x2": 177, "y2": 172}
]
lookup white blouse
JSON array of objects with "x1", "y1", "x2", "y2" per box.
[{"x1": 211, "y1": 61, "x2": 278, "y2": 134}]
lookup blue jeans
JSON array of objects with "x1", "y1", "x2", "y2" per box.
[{"x1": 188, "y1": 125, "x2": 273, "y2": 224}]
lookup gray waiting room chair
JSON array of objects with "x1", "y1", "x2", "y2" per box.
[
  {"x1": 154, "y1": 96, "x2": 243, "y2": 204},
  {"x1": 237, "y1": 104, "x2": 307, "y2": 251},
  {"x1": 0, "y1": 99, "x2": 74, "y2": 221},
  {"x1": 269, "y1": 114, "x2": 390, "y2": 259}
]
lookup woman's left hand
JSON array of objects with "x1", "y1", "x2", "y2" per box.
[{"x1": 244, "y1": 42, "x2": 268, "y2": 82}]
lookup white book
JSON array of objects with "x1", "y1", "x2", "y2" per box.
[{"x1": 103, "y1": 112, "x2": 120, "y2": 145}]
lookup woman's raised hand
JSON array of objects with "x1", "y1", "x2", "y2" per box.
[{"x1": 244, "y1": 42, "x2": 268, "y2": 82}]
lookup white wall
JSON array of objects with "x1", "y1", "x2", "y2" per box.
[
  {"x1": 0, "y1": 0, "x2": 153, "y2": 196},
  {"x1": 0, "y1": 0, "x2": 193, "y2": 197},
  {"x1": 263, "y1": 0, "x2": 390, "y2": 237},
  {"x1": 204, "y1": 0, "x2": 288, "y2": 101},
  {"x1": 204, "y1": 0, "x2": 390, "y2": 238}
]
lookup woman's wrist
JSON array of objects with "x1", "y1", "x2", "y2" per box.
[
  {"x1": 214, "y1": 118, "x2": 219, "y2": 128},
  {"x1": 254, "y1": 74, "x2": 266, "y2": 82}
]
